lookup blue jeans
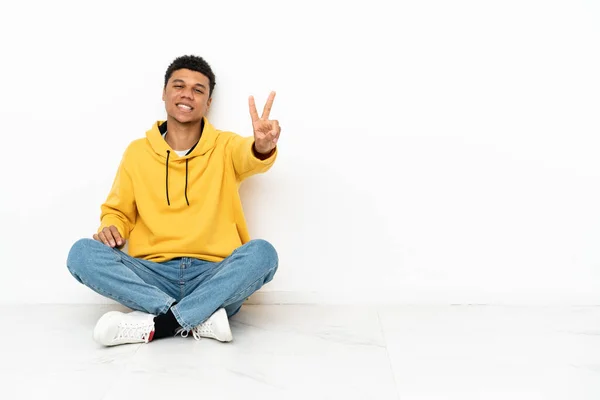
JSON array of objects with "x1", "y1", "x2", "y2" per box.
[{"x1": 66, "y1": 238, "x2": 278, "y2": 331}]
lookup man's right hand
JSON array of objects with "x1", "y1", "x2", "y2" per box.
[{"x1": 93, "y1": 226, "x2": 124, "y2": 248}]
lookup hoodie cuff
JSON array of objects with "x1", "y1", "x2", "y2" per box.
[{"x1": 252, "y1": 143, "x2": 276, "y2": 160}]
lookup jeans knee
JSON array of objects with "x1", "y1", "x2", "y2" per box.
[
  {"x1": 66, "y1": 238, "x2": 97, "y2": 277},
  {"x1": 247, "y1": 239, "x2": 278, "y2": 270}
]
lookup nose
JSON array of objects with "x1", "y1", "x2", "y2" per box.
[{"x1": 181, "y1": 86, "x2": 194, "y2": 100}]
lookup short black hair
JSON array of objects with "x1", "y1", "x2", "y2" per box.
[{"x1": 164, "y1": 55, "x2": 216, "y2": 96}]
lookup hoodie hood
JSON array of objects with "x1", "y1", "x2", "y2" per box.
[{"x1": 146, "y1": 117, "x2": 220, "y2": 160}]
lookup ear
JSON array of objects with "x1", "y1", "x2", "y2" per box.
[
  {"x1": 207, "y1": 97, "x2": 212, "y2": 108},
  {"x1": 162, "y1": 88, "x2": 166, "y2": 102}
]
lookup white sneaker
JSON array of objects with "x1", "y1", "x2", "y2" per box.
[
  {"x1": 177, "y1": 308, "x2": 233, "y2": 342},
  {"x1": 93, "y1": 310, "x2": 155, "y2": 346}
]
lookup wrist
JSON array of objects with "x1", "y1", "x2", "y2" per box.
[{"x1": 253, "y1": 143, "x2": 275, "y2": 160}]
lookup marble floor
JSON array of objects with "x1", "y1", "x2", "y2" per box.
[{"x1": 0, "y1": 304, "x2": 598, "y2": 399}]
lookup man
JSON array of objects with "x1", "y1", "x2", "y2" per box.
[{"x1": 67, "y1": 55, "x2": 280, "y2": 346}]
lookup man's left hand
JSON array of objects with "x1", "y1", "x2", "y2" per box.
[{"x1": 249, "y1": 91, "x2": 281, "y2": 155}]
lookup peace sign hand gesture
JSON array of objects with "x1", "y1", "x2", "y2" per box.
[{"x1": 249, "y1": 91, "x2": 281, "y2": 155}]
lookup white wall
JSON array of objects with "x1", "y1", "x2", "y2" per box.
[{"x1": 0, "y1": 0, "x2": 599, "y2": 305}]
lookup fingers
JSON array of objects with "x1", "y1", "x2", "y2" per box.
[
  {"x1": 269, "y1": 120, "x2": 281, "y2": 145},
  {"x1": 248, "y1": 96, "x2": 259, "y2": 122},
  {"x1": 254, "y1": 120, "x2": 281, "y2": 145},
  {"x1": 109, "y1": 226, "x2": 124, "y2": 247},
  {"x1": 249, "y1": 91, "x2": 277, "y2": 122},
  {"x1": 97, "y1": 230, "x2": 111, "y2": 247},
  {"x1": 95, "y1": 226, "x2": 123, "y2": 247},
  {"x1": 261, "y1": 91, "x2": 276, "y2": 120},
  {"x1": 255, "y1": 121, "x2": 281, "y2": 153}
]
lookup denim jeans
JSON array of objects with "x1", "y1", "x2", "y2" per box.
[{"x1": 66, "y1": 238, "x2": 278, "y2": 331}]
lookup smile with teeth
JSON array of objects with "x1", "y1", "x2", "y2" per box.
[{"x1": 177, "y1": 104, "x2": 193, "y2": 112}]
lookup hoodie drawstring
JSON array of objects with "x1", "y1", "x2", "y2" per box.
[
  {"x1": 165, "y1": 150, "x2": 171, "y2": 206},
  {"x1": 165, "y1": 150, "x2": 190, "y2": 206},
  {"x1": 184, "y1": 159, "x2": 190, "y2": 206}
]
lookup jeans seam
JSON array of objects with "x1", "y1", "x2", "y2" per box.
[
  {"x1": 113, "y1": 252, "x2": 177, "y2": 314},
  {"x1": 69, "y1": 240, "x2": 176, "y2": 315},
  {"x1": 124, "y1": 258, "x2": 178, "y2": 285},
  {"x1": 160, "y1": 298, "x2": 176, "y2": 315},
  {"x1": 110, "y1": 247, "x2": 123, "y2": 263},
  {"x1": 76, "y1": 273, "x2": 174, "y2": 315},
  {"x1": 171, "y1": 305, "x2": 193, "y2": 331},
  {"x1": 227, "y1": 265, "x2": 277, "y2": 305},
  {"x1": 78, "y1": 276, "x2": 141, "y2": 311}
]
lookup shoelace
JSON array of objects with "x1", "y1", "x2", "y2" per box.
[
  {"x1": 116, "y1": 321, "x2": 153, "y2": 342},
  {"x1": 175, "y1": 328, "x2": 194, "y2": 339},
  {"x1": 174, "y1": 320, "x2": 213, "y2": 341},
  {"x1": 192, "y1": 321, "x2": 213, "y2": 340},
  {"x1": 175, "y1": 327, "x2": 203, "y2": 341}
]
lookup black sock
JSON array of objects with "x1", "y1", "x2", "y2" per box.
[{"x1": 153, "y1": 307, "x2": 181, "y2": 340}]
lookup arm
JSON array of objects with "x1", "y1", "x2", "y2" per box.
[
  {"x1": 231, "y1": 135, "x2": 278, "y2": 181},
  {"x1": 96, "y1": 150, "x2": 137, "y2": 245},
  {"x1": 232, "y1": 91, "x2": 281, "y2": 180}
]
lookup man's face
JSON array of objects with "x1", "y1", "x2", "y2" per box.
[{"x1": 162, "y1": 68, "x2": 212, "y2": 124}]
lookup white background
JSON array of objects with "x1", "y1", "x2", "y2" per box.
[{"x1": 0, "y1": 0, "x2": 599, "y2": 305}]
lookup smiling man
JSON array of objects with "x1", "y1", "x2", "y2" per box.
[{"x1": 66, "y1": 55, "x2": 281, "y2": 346}]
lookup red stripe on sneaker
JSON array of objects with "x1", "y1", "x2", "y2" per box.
[{"x1": 148, "y1": 330, "x2": 155, "y2": 342}]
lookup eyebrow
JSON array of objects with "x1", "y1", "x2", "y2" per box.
[{"x1": 171, "y1": 79, "x2": 207, "y2": 89}]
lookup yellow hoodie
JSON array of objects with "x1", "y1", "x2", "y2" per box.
[{"x1": 98, "y1": 118, "x2": 277, "y2": 263}]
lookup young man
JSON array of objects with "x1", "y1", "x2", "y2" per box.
[{"x1": 67, "y1": 55, "x2": 281, "y2": 346}]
